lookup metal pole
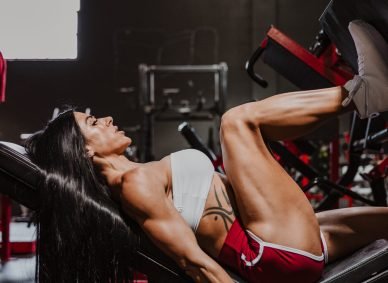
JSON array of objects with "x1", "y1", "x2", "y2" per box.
[{"x1": 1, "y1": 195, "x2": 12, "y2": 263}]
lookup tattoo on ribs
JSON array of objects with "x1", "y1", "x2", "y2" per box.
[{"x1": 202, "y1": 186, "x2": 234, "y2": 232}]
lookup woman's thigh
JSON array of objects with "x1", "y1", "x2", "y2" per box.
[
  {"x1": 317, "y1": 207, "x2": 388, "y2": 263},
  {"x1": 220, "y1": 111, "x2": 321, "y2": 254}
]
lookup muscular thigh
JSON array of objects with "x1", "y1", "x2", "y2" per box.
[
  {"x1": 317, "y1": 207, "x2": 388, "y2": 263},
  {"x1": 220, "y1": 117, "x2": 321, "y2": 252}
]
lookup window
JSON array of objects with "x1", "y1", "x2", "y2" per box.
[{"x1": 0, "y1": 0, "x2": 80, "y2": 59}]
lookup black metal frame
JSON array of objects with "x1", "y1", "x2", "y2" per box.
[{"x1": 138, "y1": 63, "x2": 228, "y2": 162}]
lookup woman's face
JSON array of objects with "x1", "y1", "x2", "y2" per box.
[{"x1": 74, "y1": 112, "x2": 132, "y2": 157}]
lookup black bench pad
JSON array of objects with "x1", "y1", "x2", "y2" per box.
[{"x1": 320, "y1": 239, "x2": 388, "y2": 283}]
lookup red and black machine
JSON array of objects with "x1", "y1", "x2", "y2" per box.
[
  {"x1": 245, "y1": 0, "x2": 388, "y2": 211},
  {"x1": 0, "y1": 52, "x2": 6, "y2": 103}
]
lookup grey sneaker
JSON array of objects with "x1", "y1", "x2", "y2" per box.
[{"x1": 342, "y1": 20, "x2": 388, "y2": 119}]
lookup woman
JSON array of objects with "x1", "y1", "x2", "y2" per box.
[{"x1": 27, "y1": 20, "x2": 388, "y2": 283}]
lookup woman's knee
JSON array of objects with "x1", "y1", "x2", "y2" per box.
[{"x1": 220, "y1": 103, "x2": 259, "y2": 133}]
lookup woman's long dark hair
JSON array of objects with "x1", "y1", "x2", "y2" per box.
[{"x1": 26, "y1": 109, "x2": 135, "y2": 282}]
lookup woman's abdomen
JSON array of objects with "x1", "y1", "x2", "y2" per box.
[{"x1": 196, "y1": 173, "x2": 237, "y2": 258}]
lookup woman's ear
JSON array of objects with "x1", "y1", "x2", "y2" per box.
[{"x1": 86, "y1": 146, "x2": 95, "y2": 159}]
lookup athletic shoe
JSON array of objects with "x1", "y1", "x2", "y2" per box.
[{"x1": 342, "y1": 20, "x2": 388, "y2": 119}]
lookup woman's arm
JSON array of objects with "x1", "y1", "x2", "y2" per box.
[{"x1": 121, "y1": 169, "x2": 234, "y2": 283}]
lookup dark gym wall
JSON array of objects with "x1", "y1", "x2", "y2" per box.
[{"x1": 0, "y1": 0, "x2": 329, "y2": 158}]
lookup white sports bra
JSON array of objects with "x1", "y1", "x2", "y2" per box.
[{"x1": 170, "y1": 149, "x2": 214, "y2": 232}]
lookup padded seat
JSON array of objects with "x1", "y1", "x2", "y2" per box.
[
  {"x1": 320, "y1": 239, "x2": 388, "y2": 283},
  {"x1": 0, "y1": 142, "x2": 388, "y2": 282}
]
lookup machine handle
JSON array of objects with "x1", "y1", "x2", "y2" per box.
[
  {"x1": 178, "y1": 122, "x2": 224, "y2": 173},
  {"x1": 352, "y1": 128, "x2": 388, "y2": 152},
  {"x1": 245, "y1": 39, "x2": 269, "y2": 88}
]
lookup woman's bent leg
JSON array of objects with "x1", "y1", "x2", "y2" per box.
[
  {"x1": 317, "y1": 207, "x2": 388, "y2": 263},
  {"x1": 220, "y1": 86, "x2": 348, "y2": 256},
  {"x1": 247, "y1": 86, "x2": 351, "y2": 140}
]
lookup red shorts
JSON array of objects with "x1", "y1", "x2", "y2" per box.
[{"x1": 218, "y1": 219, "x2": 326, "y2": 283}]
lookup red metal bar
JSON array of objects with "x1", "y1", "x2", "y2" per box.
[
  {"x1": 11, "y1": 242, "x2": 36, "y2": 254},
  {"x1": 1, "y1": 195, "x2": 12, "y2": 262},
  {"x1": 266, "y1": 27, "x2": 353, "y2": 86},
  {"x1": 367, "y1": 157, "x2": 388, "y2": 180},
  {"x1": 0, "y1": 52, "x2": 6, "y2": 103},
  {"x1": 132, "y1": 271, "x2": 148, "y2": 283}
]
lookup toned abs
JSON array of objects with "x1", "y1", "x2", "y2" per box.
[{"x1": 163, "y1": 156, "x2": 237, "y2": 259}]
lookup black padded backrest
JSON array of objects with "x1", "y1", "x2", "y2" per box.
[{"x1": 0, "y1": 142, "x2": 39, "y2": 209}]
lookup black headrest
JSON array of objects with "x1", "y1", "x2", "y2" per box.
[{"x1": 0, "y1": 142, "x2": 39, "y2": 209}]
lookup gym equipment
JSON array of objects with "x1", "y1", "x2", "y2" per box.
[
  {"x1": 0, "y1": 52, "x2": 6, "y2": 103},
  {"x1": 319, "y1": 0, "x2": 388, "y2": 73},
  {"x1": 247, "y1": 0, "x2": 388, "y2": 90},
  {"x1": 319, "y1": 9, "x2": 387, "y2": 199},
  {"x1": 320, "y1": 239, "x2": 388, "y2": 283},
  {"x1": 245, "y1": 0, "x2": 387, "y2": 210},
  {"x1": 0, "y1": 51, "x2": 8, "y2": 263},
  {"x1": 138, "y1": 63, "x2": 228, "y2": 162},
  {"x1": 178, "y1": 122, "x2": 224, "y2": 174},
  {"x1": 246, "y1": 26, "x2": 352, "y2": 90},
  {"x1": 1, "y1": 142, "x2": 388, "y2": 282}
]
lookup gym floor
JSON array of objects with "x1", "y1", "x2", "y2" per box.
[{"x1": 0, "y1": 223, "x2": 36, "y2": 283}]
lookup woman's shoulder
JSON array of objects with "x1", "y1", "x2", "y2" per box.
[
  {"x1": 125, "y1": 155, "x2": 170, "y2": 178},
  {"x1": 121, "y1": 158, "x2": 170, "y2": 196},
  {"x1": 120, "y1": 168, "x2": 161, "y2": 219},
  {"x1": 121, "y1": 166, "x2": 146, "y2": 186},
  {"x1": 120, "y1": 159, "x2": 172, "y2": 222}
]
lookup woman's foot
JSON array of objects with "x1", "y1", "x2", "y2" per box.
[{"x1": 342, "y1": 20, "x2": 388, "y2": 119}]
